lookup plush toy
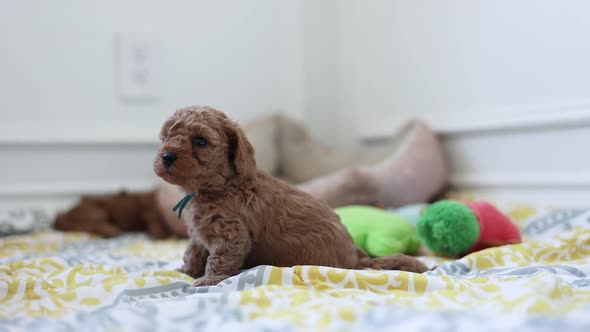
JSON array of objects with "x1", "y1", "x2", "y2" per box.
[
  {"x1": 335, "y1": 205, "x2": 421, "y2": 257},
  {"x1": 416, "y1": 200, "x2": 522, "y2": 257},
  {"x1": 388, "y1": 203, "x2": 427, "y2": 227}
]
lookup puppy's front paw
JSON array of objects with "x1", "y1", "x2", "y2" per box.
[
  {"x1": 192, "y1": 275, "x2": 228, "y2": 287},
  {"x1": 177, "y1": 265, "x2": 204, "y2": 279},
  {"x1": 94, "y1": 224, "x2": 123, "y2": 238}
]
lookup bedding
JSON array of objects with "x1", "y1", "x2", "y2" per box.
[{"x1": 1, "y1": 202, "x2": 590, "y2": 332}]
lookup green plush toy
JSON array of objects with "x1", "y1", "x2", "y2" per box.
[{"x1": 335, "y1": 205, "x2": 421, "y2": 257}]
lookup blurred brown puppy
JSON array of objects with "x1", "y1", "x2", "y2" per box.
[
  {"x1": 54, "y1": 190, "x2": 174, "y2": 239},
  {"x1": 154, "y1": 106, "x2": 428, "y2": 287}
]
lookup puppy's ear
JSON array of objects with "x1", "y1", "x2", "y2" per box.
[{"x1": 223, "y1": 119, "x2": 256, "y2": 180}]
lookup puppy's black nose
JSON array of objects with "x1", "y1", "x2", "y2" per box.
[{"x1": 162, "y1": 152, "x2": 177, "y2": 167}]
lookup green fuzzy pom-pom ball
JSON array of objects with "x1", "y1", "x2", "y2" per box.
[{"x1": 417, "y1": 200, "x2": 480, "y2": 255}]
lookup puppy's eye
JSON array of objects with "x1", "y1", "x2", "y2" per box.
[{"x1": 192, "y1": 137, "x2": 208, "y2": 147}]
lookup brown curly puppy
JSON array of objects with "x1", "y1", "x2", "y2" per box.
[
  {"x1": 154, "y1": 106, "x2": 428, "y2": 286},
  {"x1": 54, "y1": 190, "x2": 173, "y2": 239}
]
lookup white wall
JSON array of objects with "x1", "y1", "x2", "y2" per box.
[
  {"x1": 302, "y1": 0, "x2": 590, "y2": 147},
  {"x1": 301, "y1": 0, "x2": 342, "y2": 147},
  {"x1": 0, "y1": 1, "x2": 303, "y2": 209},
  {"x1": 300, "y1": 0, "x2": 590, "y2": 206},
  {"x1": 0, "y1": 1, "x2": 303, "y2": 139},
  {"x1": 3, "y1": 1, "x2": 590, "y2": 210}
]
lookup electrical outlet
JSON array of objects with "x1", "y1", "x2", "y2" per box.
[{"x1": 115, "y1": 33, "x2": 159, "y2": 101}]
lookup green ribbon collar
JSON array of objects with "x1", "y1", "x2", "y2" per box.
[{"x1": 172, "y1": 193, "x2": 197, "y2": 219}]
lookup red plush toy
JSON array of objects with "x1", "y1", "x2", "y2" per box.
[{"x1": 417, "y1": 200, "x2": 522, "y2": 257}]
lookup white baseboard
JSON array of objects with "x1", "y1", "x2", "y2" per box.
[
  {"x1": 0, "y1": 135, "x2": 161, "y2": 211},
  {"x1": 0, "y1": 180, "x2": 159, "y2": 197},
  {"x1": 0, "y1": 180, "x2": 160, "y2": 218},
  {"x1": 3, "y1": 104, "x2": 590, "y2": 210},
  {"x1": 445, "y1": 188, "x2": 590, "y2": 209},
  {"x1": 359, "y1": 102, "x2": 590, "y2": 138},
  {"x1": 0, "y1": 123, "x2": 159, "y2": 145},
  {"x1": 359, "y1": 103, "x2": 590, "y2": 207},
  {"x1": 450, "y1": 172, "x2": 590, "y2": 188}
]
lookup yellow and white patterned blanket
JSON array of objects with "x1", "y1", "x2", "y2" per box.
[{"x1": 1, "y1": 203, "x2": 590, "y2": 332}]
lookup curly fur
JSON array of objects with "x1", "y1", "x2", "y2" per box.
[
  {"x1": 154, "y1": 105, "x2": 428, "y2": 286},
  {"x1": 54, "y1": 190, "x2": 172, "y2": 239}
]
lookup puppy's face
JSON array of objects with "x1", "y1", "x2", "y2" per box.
[{"x1": 154, "y1": 106, "x2": 256, "y2": 191}]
